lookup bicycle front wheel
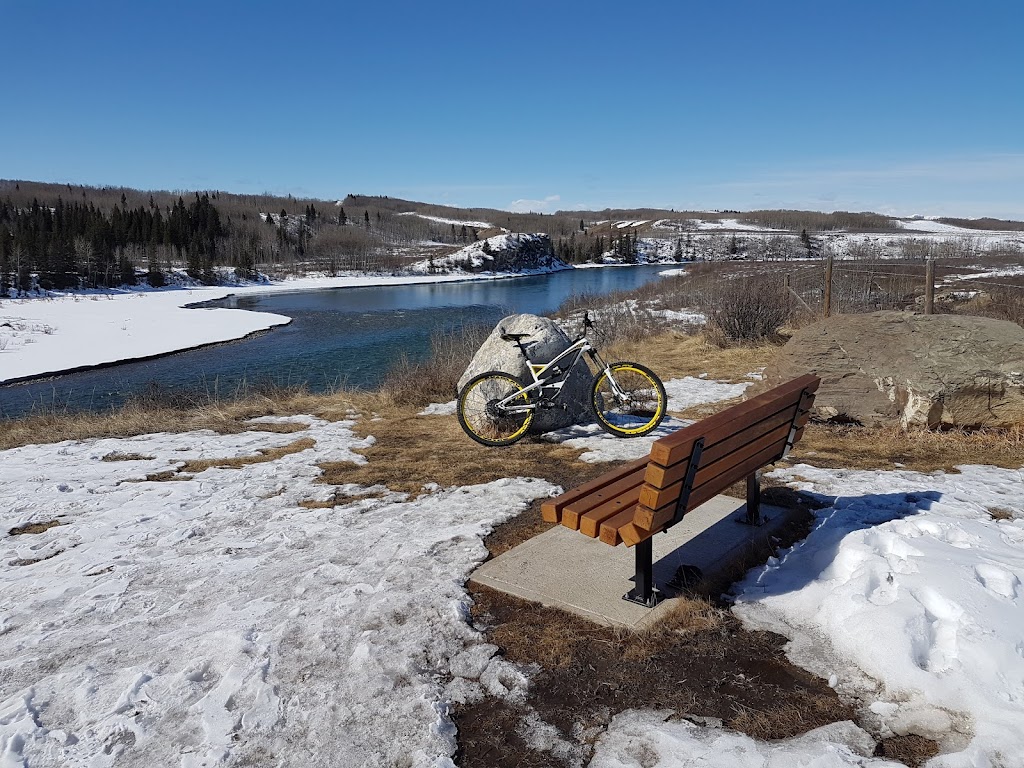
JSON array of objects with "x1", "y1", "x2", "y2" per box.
[
  {"x1": 592, "y1": 362, "x2": 667, "y2": 437},
  {"x1": 457, "y1": 371, "x2": 535, "y2": 447}
]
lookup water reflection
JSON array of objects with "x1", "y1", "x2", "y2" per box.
[{"x1": 1, "y1": 266, "x2": 671, "y2": 417}]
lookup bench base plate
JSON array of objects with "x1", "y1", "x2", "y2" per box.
[{"x1": 470, "y1": 495, "x2": 797, "y2": 630}]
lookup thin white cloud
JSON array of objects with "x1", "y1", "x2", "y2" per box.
[{"x1": 507, "y1": 195, "x2": 561, "y2": 213}]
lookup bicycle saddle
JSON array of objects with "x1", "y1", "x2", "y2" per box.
[{"x1": 500, "y1": 332, "x2": 531, "y2": 342}]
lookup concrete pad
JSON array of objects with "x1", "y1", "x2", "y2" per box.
[{"x1": 470, "y1": 495, "x2": 798, "y2": 630}]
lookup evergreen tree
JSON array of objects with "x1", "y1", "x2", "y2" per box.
[
  {"x1": 338, "y1": 207, "x2": 347, "y2": 225},
  {"x1": 0, "y1": 227, "x2": 11, "y2": 297},
  {"x1": 119, "y1": 254, "x2": 137, "y2": 286},
  {"x1": 364, "y1": 210, "x2": 370, "y2": 228},
  {"x1": 674, "y1": 238, "x2": 683, "y2": 263},
  {"x1": 800, "y1": 228, "x2": 814, "y2": 256}
]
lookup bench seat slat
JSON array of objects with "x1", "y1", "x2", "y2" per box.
[
  {"x1": 562, "y1": 466, "x2": 647, "y2": 530},
  {"x1": 578, "y1": 485, "x2": 644, "y2": 537},
  {"x1": 599, "y1": 507, "x2": 639, "y2": 546},
  {"x1": 541, "y1": 455, "x2": 649, "y2": 523},
  {"x1": 648, "y1": 374, "x2": 819, "y2": 467}
]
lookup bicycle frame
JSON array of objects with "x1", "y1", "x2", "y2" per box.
[{"x1": 495, "y1": 332, "x2": 626, "y2": 414}]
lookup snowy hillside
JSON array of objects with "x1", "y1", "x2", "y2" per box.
[
  {"x1": 397, "y1": 212, "x2": 497, "y2": 229},
  {"x1": 409, "y1": 233, "x2": 571, "y2": 274}
]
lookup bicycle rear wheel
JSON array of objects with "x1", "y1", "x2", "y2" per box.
[
  {"x1": 457, "y1": 371, "x2": 535, "y2": 447},
  {"x1": 591, "y1": 362, "x2": 666, "y2": 437}
]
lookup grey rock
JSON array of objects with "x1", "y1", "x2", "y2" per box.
[
  {"x1": 758, "y1": 311, "x2": 1024, "y2": 428},
  {"x1": 458, "y1": 314, "x2": 593, "y2": 432}
]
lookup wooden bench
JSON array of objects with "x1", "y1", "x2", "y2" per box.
[{"x1": 541, "y1": 374, "x2": 820, "y2": 607}]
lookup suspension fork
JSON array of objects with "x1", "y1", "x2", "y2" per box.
[{"x1": 588, "y1": 348, "x2": 629, "y2": 400}]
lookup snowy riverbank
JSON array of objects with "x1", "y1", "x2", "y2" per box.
[{"x1": 0, "y1": 272, "x2": 549, "y2": 385}]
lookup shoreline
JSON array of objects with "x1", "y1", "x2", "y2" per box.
[
  {"x1": 4, "y1": 262, "x2": 670, "y2": 388},
  {"x1": 0, "y1": 269, "x2": 575, "y2": 387}
]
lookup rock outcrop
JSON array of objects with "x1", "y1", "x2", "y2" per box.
[
  {"x1": 458, "y1": 314, "x2": 591, "y2": 433},
  {"x1": 412, "y1": 234, "x2": 569, "y2": 274},
  {"x1": 758, "y1": 311, "x2": 1024, "y2": 428}
]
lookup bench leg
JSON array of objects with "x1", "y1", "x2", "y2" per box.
[
  {"x1": 623, "y1": 537, "x2": 662, "y2": 608},
  {"x1": 741, "y1": 471, "x2": 763, "y2": 526}
]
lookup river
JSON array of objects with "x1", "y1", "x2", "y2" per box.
[{"x1": 1, "y1": 265, "x2": 673, "y2": 418}]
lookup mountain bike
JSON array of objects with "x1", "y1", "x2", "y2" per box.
[{"x1": 457, "y1": 312, "x2": 667, "y2": 446}]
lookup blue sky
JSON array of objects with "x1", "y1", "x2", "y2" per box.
[{"x1": 2, "y1": 0, "x2": 1022, "y2": 218}]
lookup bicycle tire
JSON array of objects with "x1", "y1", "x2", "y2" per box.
[
  {"x1": 591, "y1": 362, "x2": 667, "y2": 437},
  {"x1": 457, "y1": 371, "x2": 535, "y2": 447}
]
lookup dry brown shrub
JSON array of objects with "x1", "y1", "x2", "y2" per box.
[
  {"x1": 878, "y1": 734, "x2": 941, "y2": 767},
  {"x1": 379, "y1": 324, "x2": 491, "y2": 408},
  {"x1": 705, "y1": 278, "x2": 792, "y2": 346}
]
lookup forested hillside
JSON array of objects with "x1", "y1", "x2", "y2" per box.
[{"x1": 4, "y1": 179, "x2": 1017, "y2": 295}]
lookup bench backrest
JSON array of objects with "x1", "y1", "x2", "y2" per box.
[{"x1": 604, "y1": 374, "x2": 820, "y2": 546}]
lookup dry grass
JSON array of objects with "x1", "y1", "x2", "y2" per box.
[
  {"x1": 461, "y1": 585, "x2": 856, "y2": 767},
  {"x1": 788, "y1": 422, "x2": 1024, "y2": 473},
  {"x1": 101, "y1": 452, "x2": 155, "y2": 462},
  {"x1": 0, "y1": 389, "x2": 361, "y2": 452},
  {"x1": 297, "y1": 489, "x2": 389, "y2": 509},
  {"x1": 9, "y1": 520, "x2": 63, "y2": 536},
  {"x1": 605, "y1": 331, "x2": 777, "y2": 383},
  {"x1": 316, "y1": 407, "x2": 603, "y2": 498},
  {"x1": 178, "y1": 437, "x2": 316, "y2": 474},
  {"x1": 878, "y1": 734, "x2": 941, "y2": 767}
]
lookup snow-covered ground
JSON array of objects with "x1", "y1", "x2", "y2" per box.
[
  {"x1": 0, "y1": 271, "x2": 529, "y2": 385},
  {"x1": 728, "y1": 463, "x2": 1024, "y2": 767},
  {"x1": 0, "y1": 415, "x2": 556, "y2": 767},
  {"x1": 3, "y1": 373, "x2": 1024, "y2": 765},
  {"x1": 396, "y1": 212, "x2": 495, "y2": 229}
]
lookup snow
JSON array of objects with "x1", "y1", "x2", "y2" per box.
[
  {"x1": 949, "y1": 265, "x2": 1024, "y2": 281},
  {"x1": 396, "y1": 213, "x2": 495, "y2": 229},
  {"x1": 0, "y1": 416, "x2": 557, "y2": 767},
  {"x1": 0, "y1": 272, "x2": 538, "y2": 385},
  {"x1": 658, "y1": 268, "x2": 687, "y2": 276},
  {"x1": 592, "y1": 712, "x2": 897, "y2": 767},
  {"x1": 895, "y1": 218, "x2": 984, "y2": 234},
  {"x1": 695, "y1": 218, "x2": 785, "y2": 232},
  {"x1": 419, "y1": 401, "x2": 457, "y2": 416},
  {"x1": 733, "y1": 463, "x2": 1024, "y2": 766}
]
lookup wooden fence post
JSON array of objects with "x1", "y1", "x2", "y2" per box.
[
  {"x1": 925, "y1": 259, "x2": 935, "y2": 315},
  {"x1": 824, "y1": 255, "x2": 833, "y2": 318}
]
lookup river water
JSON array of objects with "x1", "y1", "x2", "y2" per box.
[{"x1": 1, "y1": 265, "x2": 673, "y2": 418}]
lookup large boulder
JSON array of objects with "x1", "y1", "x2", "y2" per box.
[
  {"x1": 458, "y1": 314, "x2": 592, "y2": 432},
  {"x1": 758, "y1": 311, "x2": 1024, "y2": 428}
]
